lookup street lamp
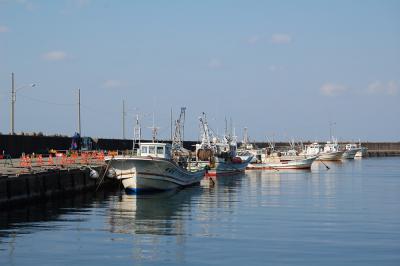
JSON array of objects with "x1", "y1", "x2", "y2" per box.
[{"x1": 10, "y1": 72, "x2": 37, "y2": 134}]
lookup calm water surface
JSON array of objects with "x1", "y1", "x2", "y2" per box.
[{"x1": 1, "y1": 157, "x2": 400, "y2": 265}]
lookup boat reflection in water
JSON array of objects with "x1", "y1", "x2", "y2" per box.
[
  {"x1": 109, "y1": 170, "x2": 244, "y2": 236},
  {"x1": 109, "y1": 187, "x2": 203, "y2": 236}
]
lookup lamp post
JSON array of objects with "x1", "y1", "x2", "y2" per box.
[{"x1": 10, "y1": 72, "x2": 36, "y2": 134}]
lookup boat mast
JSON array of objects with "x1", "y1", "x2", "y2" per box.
[
  {"x1": 199, "y1": 112, "x2": 212, "y2": 149},
  {"x1": 172, "y1": 107, "x2": 186, "y2": 151},
  {"x1": 243, "y1": 127, "x2": 249, "y2": 145}
]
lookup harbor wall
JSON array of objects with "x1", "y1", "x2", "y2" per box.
[
  {"x1": 252, "y1": 141, "x2": 400, "y2": 151},
  {"x1": 253, "y1": 141, "x2": 400, "y2": 156},
  {"x1": 0, "y1": 134, "x2": 399, "y2": 158},
  {"x1": 0, "y1": 165, "x2": 115, "y2": 209}
]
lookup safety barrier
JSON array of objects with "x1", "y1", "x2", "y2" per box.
[{"x1": 15, "y1": 151, "x2": 107, "y2": 170}]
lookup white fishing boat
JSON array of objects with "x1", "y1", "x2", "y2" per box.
[
  {"x1": 247, "y1": 156, "x2": 317, "y2": 170},
  {"x1": 105, "y1": 109, "x2": 206, "y2": 193},
  {"x1": 300, "y1": 140, "x2": 343, "y2": 161},
  {"x1": 248, "y1": 140, "x2": 317, "y2": 170},
  {"x1": 342, "y1": 143, "x2": 361, "y2": 159},
  {"x1": 355, "y1": 146, "x2": 368, "y2": 157},
  {"x1": 355, "y1": 141, "x2": 368, "y2": 158},
  {"x1": 106, "y1": 142, "x2": 206, "y2": 193},
  {"x1": 237, "y1": 127, "x2": 260, "y2": 163},
  {"x1": 237, "y1": 144, "x2": 260, "y2": 163},
  {"x1": 300, "y1": 142, "x2": 322, "y2": 156},
  {"x1": 318, "y1": 140, "x2": 344, "y2": 161}
]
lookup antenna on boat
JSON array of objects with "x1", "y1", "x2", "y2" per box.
[
  {"x1": 224, "y1": 116, "x2": 228, "y2": 139},
  {"x1": 243, "y1": 127, "x2": 249, "y2": 144},
  {"x1": 181, "y1": 107, "x2": 186, "y2": 144},
  {"x1": 230, "y1": 117, "x2": 233, "y2": 138},
  {"x1": 299, "y1": 140, "x2": 304, "y2": 152},
  {"x1": 329, "y1": 121, "x2": 336, "y2": 141},
  {"x1": 289, "y1": 138, "x2": 295, "y2": 150},
  {"x1": 170, "y1": 107, "x2": 173, "y2": 142},
  {"x1": 133, "y1": 114, "x2": 141, "y2": 152},
  {"x1": 149, "y1": 112, "x2": 160, "y2": 143}
]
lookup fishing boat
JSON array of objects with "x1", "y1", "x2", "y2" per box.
[
  {"x1": 237, "y1": 144, "x2": 260, "y2": 163},
  {"x1": 300, "y1": 140, "x2": 343, "y2": 161},
  {"x1": 105, "y1": 109, "x2": 206, "y2": 193},
  {"x1": 106, "y1": 142, "x2": 206, "y2": 193},
  {"x1": 247, "y1": 141, "x2": 317, "y2": 170},
  {"x1": 236, "y1": 127, "x2": 260, "y2": 163},
  {"x1": 355, "y1": 147, "x2": 368, "y2": 158},
  {"x1": 318, "y1": 139, "x2": 344, "y2": 161},
  {"x1": 247, "y1": 156, "x2": 316, "y2": 170},
  {"x1": 195, "y1": 113, "x2": 252, "y2": 177},
  {"x1": 355, "y1": 141, "x2": 368, "y2": 158},
  {"x1": 301, "y1": 142, "x2": 323, "y2": 156},
  {"x1": 342, "y1": 143, "x2": 361, "y2": 159}
]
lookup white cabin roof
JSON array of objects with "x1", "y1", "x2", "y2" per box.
[{"x1": 139, "y1": 142, "x2": 171, "y2": 159}]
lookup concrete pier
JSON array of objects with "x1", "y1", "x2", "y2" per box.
[{"x1": 0, "y1": 165, "x2": 117, "y2": 209}]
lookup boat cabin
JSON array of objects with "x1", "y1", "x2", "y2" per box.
[
  {"x1": 139, "y1": 143, "x2": 172, "y2": 159},
  {"x1": 305, "y1": 142, "x2": 322, "y2": 155},
  {"x1": 324, "y1": 141, "x2": 341, "y2": 152},
  {"x1": 345, "y1": 143, "x2": 358, "y2": 150}
]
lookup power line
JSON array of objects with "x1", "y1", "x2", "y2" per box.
[{"x1": 19, "y1": 94, "x2": 75, "y2": 106}]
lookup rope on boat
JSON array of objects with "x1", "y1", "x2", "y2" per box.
[
  {"x1": 317, "y1": 156, "x2": 331, "y2": 170},
  {"x1": 96, "y1": 158, "x2": 112, "y2": 191}
]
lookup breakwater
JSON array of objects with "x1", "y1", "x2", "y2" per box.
[
  {"x1": 0, "y1": 135, "x2": 399, "y2": 158},
  {"x1": 252, "y1": 141, "x2": 400, "y2": 157}
]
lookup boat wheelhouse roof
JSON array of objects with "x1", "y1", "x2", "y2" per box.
[
  {"x1": 307, "y1": 142, "x2": 321, "y2": 147},
  {"x1": 345, "y1": 143, "x2": 358, "y2": 148},
  {"x1": 140, "y1": 142, "x2": 171, "y2": 148},
  {"x1": 139, "y1": 142, "x2": 172, "y2": 159}
]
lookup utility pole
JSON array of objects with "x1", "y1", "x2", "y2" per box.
[
  {"x1": 10, "y1": 72, "x2": 15, "y2": 134},
  {"x1": 78, "y1": 89, "x2": 81, "y2": 135},
  {"x1": 10, "y1": 73, "x2": 36, "y2": 135},
  {"x1": 122, "y1": 100, "x2": 126, "y2": 139}
]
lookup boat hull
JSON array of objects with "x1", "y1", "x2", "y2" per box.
[
  {"x1": 342, "y1": 149, "x2": 360, "y2": 159},
  {"x1": 355, "y1": 147, "x2": 368, "y2": 158},
  {"x1": 106, "y1": 156, "x2": 206, "y2": 193},
  {"x1": 247, "y1": 156, "x2": 316, "y2": 170}
]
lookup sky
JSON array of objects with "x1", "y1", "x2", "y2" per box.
[{"x1": 0, "y1": 0, "x2": 399, "y2": 142}]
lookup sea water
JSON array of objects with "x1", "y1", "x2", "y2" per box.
[{"x1": 1, "y1": 157, "x2": 399, "y2": 265}]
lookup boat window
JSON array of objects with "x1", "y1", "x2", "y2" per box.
[
  {"x1": 141, "y1": 146, "x2": 148, "y2": 154},
  {"x1": 157, "y1": 146, "x2": 164, "y2": 155},
  {"x1": 149, "y1": 145, "x2": 156, "y2": 154},
  {"x1": 165, "y1": 146, "x2": 171, "y2": 156}
]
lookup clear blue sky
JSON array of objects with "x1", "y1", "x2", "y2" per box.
[{"x1": 0, "y1": 0, "x2": 399, "y2": 142}]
